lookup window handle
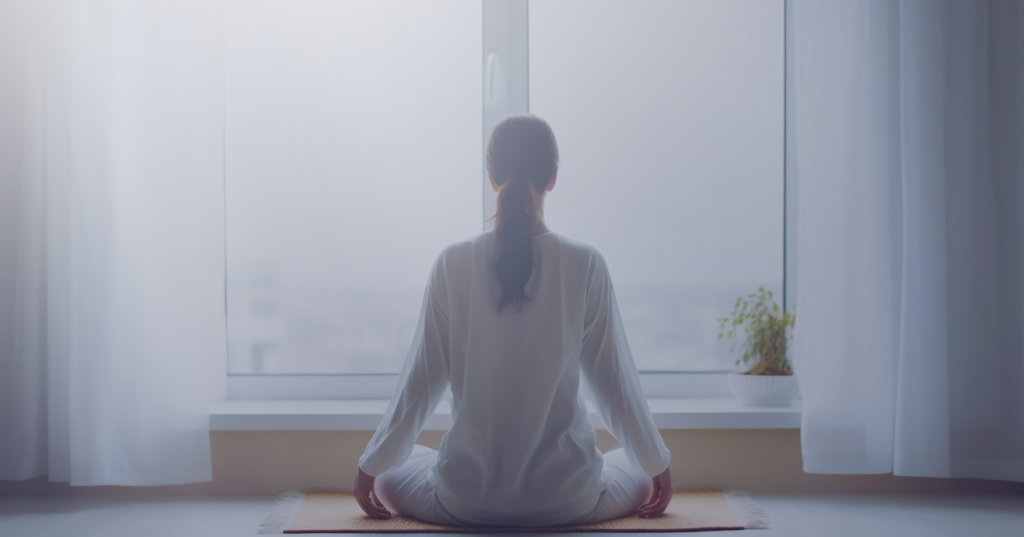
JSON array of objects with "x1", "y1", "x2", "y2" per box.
[{"x1": 485, "y1": 52, "x2": 500, "y2": 103}]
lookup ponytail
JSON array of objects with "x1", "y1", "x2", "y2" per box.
[{"x1": 486, "y1": 114, "x2": 559, "y2": 313}]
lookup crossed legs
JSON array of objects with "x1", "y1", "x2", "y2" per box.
[{"x1": 373, "y1": 445, "x2": 652, "y2": 526}]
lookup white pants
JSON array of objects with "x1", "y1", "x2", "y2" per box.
[{"x1": 374, "y1": 445, "x2": 653, "y2": 527}]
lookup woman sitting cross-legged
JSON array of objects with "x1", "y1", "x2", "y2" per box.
[{"x1": 353, "y1": 113, "x2": 673, "y2": 527}]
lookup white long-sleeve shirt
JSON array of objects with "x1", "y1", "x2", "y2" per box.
[{"x1": 358, "y1": 231, "x2": 671, "y2": 525}]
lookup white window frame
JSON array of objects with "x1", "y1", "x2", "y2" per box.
[
  {"x1": 226, "y1": 370, "x2": 736, "y2": 400},
  {"x1": 223, "y1": 0, "x2": 794, "y2": 402}
]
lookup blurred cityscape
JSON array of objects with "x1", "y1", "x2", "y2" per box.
[{"x1": 227, "y1": 259, "x2": 776, "y2": 374}]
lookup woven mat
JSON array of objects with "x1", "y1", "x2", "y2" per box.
[{"x1": 258, "y1": 490, "x2": 769, "y2": 533}]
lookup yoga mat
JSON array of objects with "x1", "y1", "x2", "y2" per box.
[{"x1": 258, "y1": 490, "x2": 770, "y2": 533}]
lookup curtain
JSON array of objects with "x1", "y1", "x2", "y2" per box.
[
  {"x1": 0, "y1": 1, "x2": 226, "y2": 485},
  {"x1": 792, "y1": 0, "x2": 1024, "y2": 481}
]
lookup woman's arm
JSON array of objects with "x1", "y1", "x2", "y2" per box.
[
  {"x1": 578, "y1": 254, "x2": 673, "y2": 498},
  {"x1": 355, "y1": 263, "x2": 451, "y2": 505}
]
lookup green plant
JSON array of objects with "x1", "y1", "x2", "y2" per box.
[{"x1": 718, "y1": 286, "x2": 795, "y2": 375}]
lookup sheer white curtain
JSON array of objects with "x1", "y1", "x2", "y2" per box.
[
  {"x1": 792, "y1": 0, "x2": 1024, "y2": 481},
  {"x1": 0, "y1": 0, "x2": 226, "y2": 485}
]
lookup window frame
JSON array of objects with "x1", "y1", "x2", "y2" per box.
[{"x1": 226, "y1": 370, "x2": 736, "y2": 400}]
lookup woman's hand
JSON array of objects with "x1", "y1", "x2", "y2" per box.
[
  {"x1": 353, "y1": 468, "x2": 392, "y2": 519},
  {"x1": 638, "y1": 466, "x2": 673, "y2": 518}
]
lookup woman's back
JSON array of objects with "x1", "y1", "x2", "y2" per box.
[
  {"x1": 359, "y1": 231, "x2": 669, "y2": 525},
  {"x1": 437, "y1": 231, "x2": 604, "y2": 523}
]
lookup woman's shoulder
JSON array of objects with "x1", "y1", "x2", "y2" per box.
[
  {"x1": 429, "y1": 232, "x2": 494, "y2": 273},
  {"x1": 438, "y1": 231, "x2": 493, "y2": 257},
  {"x1": 538, "y1": 232, "x2": 605, "y2": 262},
  {"x1": 433, "y1": 231, "x2": 608, "y2": 273},
  {"x1": 534, "y1": 232, "x2": 611, "y2": 281}
]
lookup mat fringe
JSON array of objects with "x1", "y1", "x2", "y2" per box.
[
  {"x1": 258, "y1": 490, "x2": 305, "y2": 534},
  {"x1": 723, "y1": 490, "x2": 771, "y2": 529}
]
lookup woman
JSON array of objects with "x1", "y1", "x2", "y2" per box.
[{"x1": 353, "y1": 114, "x2": 672, "y2": 526}]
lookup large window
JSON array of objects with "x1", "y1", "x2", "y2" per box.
[
  {"x1": 531, "y1": 0, "x2": 783, "y2": 371},
  {"x1": 225, "y1": 0, "x2": 482, "y2": 374},
  {"x1": 226, "y1": 0, "x2": 783, "y2": 376}
]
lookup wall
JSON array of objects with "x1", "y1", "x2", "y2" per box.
[{"x1": 4, "y1": 430, "x2": 1024, "y2": 496}]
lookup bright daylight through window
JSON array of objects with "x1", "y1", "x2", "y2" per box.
[{"x1": 225, "y1": 0, "x2": 783, "y2": 375}]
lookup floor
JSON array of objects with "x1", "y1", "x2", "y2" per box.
[{"x1": 1, "y1": 493, "x2": 1022, "y2": 537}]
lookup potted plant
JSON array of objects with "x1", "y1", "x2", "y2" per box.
[{"x1": 718, "y1": 287, "x2": 798, "y2": 406}]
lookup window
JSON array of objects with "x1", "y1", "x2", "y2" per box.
[
  {"x1": 530, "y1": 0, "x2": 783, "y2": 371},
  {"x1": 226, "y1": 0, "x2": 482, "y2": 374},
  {"x1": 226, "y1": 0, "x2": 784, "y2": 381}
]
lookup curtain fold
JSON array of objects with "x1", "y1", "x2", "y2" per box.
[
  {"x1": 793, "y1": 0, "x2": 1024, "y2": 481},
  {"x1": 0, "y1": 0, "x2": 49, "y2": 482},
  {"x1": 0, "y1": 0, "x2": 226, "y2": 486}
]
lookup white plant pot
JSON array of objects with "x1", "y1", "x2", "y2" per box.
[{"x1": 727, "y1": 372, "x2": 799, "y2": 407}]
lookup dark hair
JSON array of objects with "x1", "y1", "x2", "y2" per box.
[{"x1": 486, "y1": 114, "x2": 559, "y2": 313}]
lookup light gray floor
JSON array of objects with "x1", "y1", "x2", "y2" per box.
[{"x1": 1, "y1": 493, "x2": 1022, "y2": 537}]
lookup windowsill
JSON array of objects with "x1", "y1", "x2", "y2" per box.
[{"x1": 208, "y1": 397, "x2": 801, "y2": 431}]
